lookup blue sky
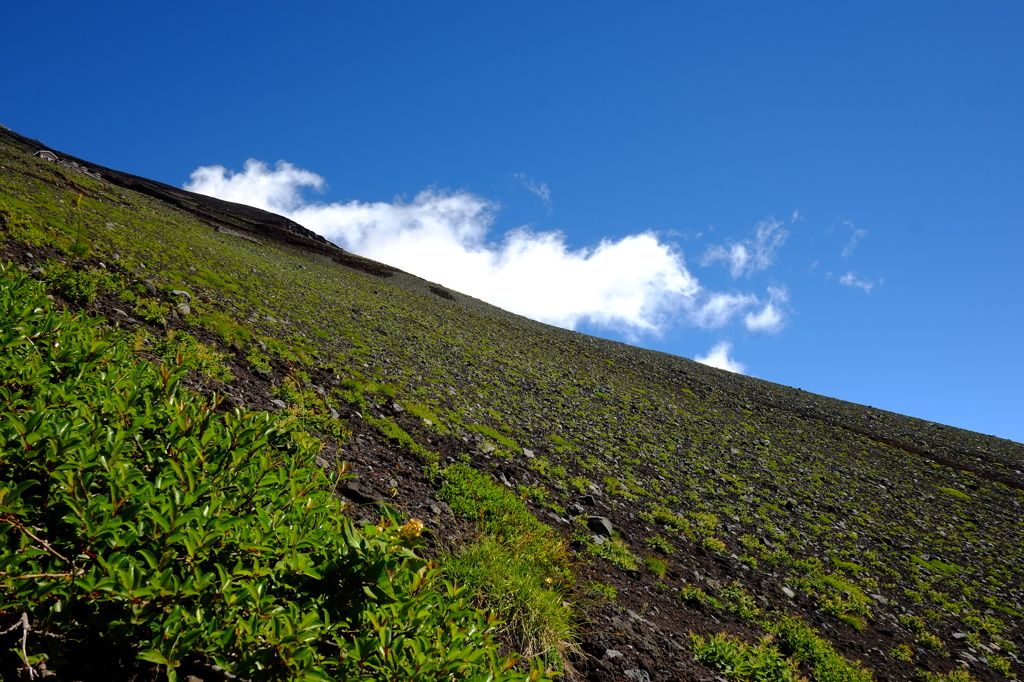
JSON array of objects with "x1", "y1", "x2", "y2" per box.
[{"x1": 5, "y1": 2, "x2": 1023, "y2": 443}]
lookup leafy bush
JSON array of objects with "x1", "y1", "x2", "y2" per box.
[
  {"x1": 690, "y1": 632, "x2": 805, "y2": 682},
  {"x1": 920, "y1": 668, "x2": 978, "y2": 682},
  {"x1": 700, "y1": 536, "x2": 727, "y2": 552},
  {"x1": 0, "y1": 269, "x2": 547, "y2": 681},
  {"x1": 768, "y1": 615, "x2": 874, "y2": 682},
  {"x1": 152, "y1": 329, "x2": 233, "y2": 382},
  {"x1": 590, "y1": 537, "x2": 639, "y2": 571},
  {"x1": 42, "y1": 260, "x2": 118, "y2": 306},
  {"x1": 644, "y1": 534, "x2": 675, "y2": 555}
]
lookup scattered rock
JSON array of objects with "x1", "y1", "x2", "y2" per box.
[
  {"x1": 337, "y1": 482, "x2": 382, "y2": 505},
  {"x1": 587, "y1": 516, "x2": 614, "y2": 538},
  {"x1": 269, "y1": 399, "x2": 287, "y2": 411}
]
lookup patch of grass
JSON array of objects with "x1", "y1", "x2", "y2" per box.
[
  {"x1": 584, "y1": 580, "x2": 618, "y2": 602},
  {"x1": 645, "y1": 556, "x2": 669, "y2": 578},
  {"x1": 467, "y1": 422, "x2": 519, "y2": 451},
  {"x1": 679, "y1": 585, "x2": 720, "y2": 607},
  {"x1": 768, "y1": 614, "x2": 874, "y2": 682},
  {"x1": 437, "y1": 463, "x2": 578, "y2": 668},
  {"x1": 364, "y1": 415, "x2": 428, "y2": 459},
  {"x1": 937, "y1": 486, "x2": 971, "y2": 501},
  {"x1": 919, "y1": 668, "x2": 978, "y2": 682}
]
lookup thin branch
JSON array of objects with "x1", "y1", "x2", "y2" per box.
[
  {"x1": 19, "y1": 613, "x2": 35, "y2": 679},
  {"x1": 6, "y1": 571, "x2": 83, "y2": 581},
  {"x1": 0, "y1": 516, "x2": 69, "y2": 563}
]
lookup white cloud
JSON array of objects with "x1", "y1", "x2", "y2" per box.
[
  {"x1": 185, "y1": 160, "x2": 324, "y2": 214},
  {"x1": 839, "y1": 271, "x2": 881, "y2": 293},
  {"x1": 744, "y1": 286, "x2": 789, "y2": 333},
  {"x1": 695, "y1": 341, "x2": 746, "y2": 374},
  {"x1": 184, "y1": 159, "x2": 794, "y2": 338},
  {"x1": 701, "y1": 218, "x2": 789, "y2": 278},
  {"x1": 839, "y1": 219, "x2": 868, "y2": 257},
  {"x1": 513, "y1": 173, "x2": 552, "y2": 211}
]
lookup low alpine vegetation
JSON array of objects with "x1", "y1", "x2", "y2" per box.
[{"x1": 0, "y1": 269, "x2": 550, "y2": 681}]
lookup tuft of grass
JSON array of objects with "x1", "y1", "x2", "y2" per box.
[
  {"x1": 645, "y1": 556, "x2": 669, "y2": 578},
  {"x1": 437, "y1": 463, "x2": 578, "y2": 668}
]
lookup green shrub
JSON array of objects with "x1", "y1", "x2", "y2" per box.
[
  {"x1": 591, "y1": 538, "x2": 639, "y2": 571},
  {"x1": 768, "y1": 615, "x2": 874, "y2": 682},
  {"x1": 42, "y1": 261, "x2": 118, "y2": 306},
  {"x1": 134, "y1": 297, "x2": 172, "y2": 326},
  {"x1": 888, "y1": 643, "x2": 913, "y2": 661},
  {"x1": 152, "y1": 329, "x2": 233, "y2": 382},
  {"x1": 701, "y1": 536, "x2": 727, "y2": 552},
  {"x1": 690, "y1": 632, "x2": 804, "y2": 682},
  {"x1": 920, "y1": 668, "x2": 978, "y2": 682},
  {"x1": 0, "y1": 269, "x2": 547, "y2": 682},
  {"x1": 644, "y1": 534, "x2": 675, "y2": 555}
]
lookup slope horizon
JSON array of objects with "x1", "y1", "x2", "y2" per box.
[
  {"x1": 5, "y1": 121, "x2": 1022, "y2": 447},
  {"x1": 3, "y1": 2, "x2": 1022, "y2": 445}
]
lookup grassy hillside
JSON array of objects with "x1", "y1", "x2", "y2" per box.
[{"x1": 1, "y1": 126, "x2": 1021, "y2": 681}]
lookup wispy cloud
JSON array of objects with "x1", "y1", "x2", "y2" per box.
[
  {"x1": 839, "y1": 219, "x2": 868, "y2": 257},
  {"x1": 695, "y1": 340, "x2": 746, "y2": 374},
  {"x1": 185, "y1": 159, "x2": 789, "y2": 337},
  {"x1": 690, "y1": 292, "x2": 759, "y2": 329},
  {"x1": 701, "y1": 218, "x2": 789, "y2": 278},
  {"x1": 839, "y1": 271, "x2": 881, "y2": 293},
  {"x1": 512, "y1": 173, "x2": 552, "y2": 212}
]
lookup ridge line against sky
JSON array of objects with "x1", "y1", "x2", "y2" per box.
[{"x1": 3, "y1": 1, "x2": 1021, "y2": 443}]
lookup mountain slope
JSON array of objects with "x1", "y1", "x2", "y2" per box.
[{"x1": 1, "y1": 125, "x2": 1021, "y2": 681}]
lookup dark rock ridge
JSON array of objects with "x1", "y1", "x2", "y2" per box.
[{"x1": 0, "y1": 126, "x2": 404, "y2": 279}]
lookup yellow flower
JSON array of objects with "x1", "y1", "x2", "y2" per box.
[{"x1": 395, "y1": 518, "x2": 424, "y2": 541}]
